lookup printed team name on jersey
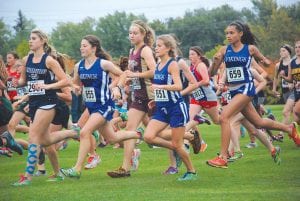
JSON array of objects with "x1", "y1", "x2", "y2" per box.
[
  {"x1": 26, "y1": 67, "x2": 47, "y2": 74},
  {"x1": 224, "y1": 56, "x2": 248, "y2": 63},
  {"x1": 79, "y1": 74, "x2": 98, "y2": 79},
  {"x1": 154, "y1": 74, "x2": 166, "y2": 80}
]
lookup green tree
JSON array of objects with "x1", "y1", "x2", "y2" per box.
[
  {"x1": 251, "y1": 0, "x2": 277, "y2": 26},
  {"x1": 95, "y1": 11, "x2": 145, "y2": 58},
  {"x1": 149, "y1": 20, "x2": 168, "y2": 36},
  {"x1": 12, "y1": 10, "x2": 36, "y2": 49},
  {"x1": 167, "y1": 5, "x2": 242, "y2": 57},
  {"x1": 0, "y1": 19, "x2": 12, "y2": 57},
  {"x1": 51, "y1": 17, "x2": 97, "y2": 60},
  {"x1": 285, "y1": 2, "x2": 300, "y2": 25},
  {"x1": 16, "y1": 39, "x2": 30, "y2": 58},
  {"x1": 250, "y1": 1, "x2": 299, "y2": 58}
]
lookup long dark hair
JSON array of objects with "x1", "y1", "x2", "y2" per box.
[
  {"x1": 190, "y1": 46, "x2": 210, "y2": 67},
  {"x1": 229, "y1": 20, "x2": 258, "y2": 45},
  {"x1": 83, "y1": 35, "x2": 112, "y2": 61}
]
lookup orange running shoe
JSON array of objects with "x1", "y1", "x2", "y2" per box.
[
  {"x1": 290, "y1": 123, "x2": 300, "y2": 146},
  {"x1": 207, "y1": 156, "x2": 228, "y2": 169}
]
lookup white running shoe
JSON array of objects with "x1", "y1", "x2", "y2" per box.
[
  {"x1": 131, "y1": 148, "x2": 141, "y2": 171},
  {"x1": 84, "y1": 154, "x2": 101, "y2": 169},
  {"x1": 245, "y1": 142, "x2": 258, "y2": 148}
]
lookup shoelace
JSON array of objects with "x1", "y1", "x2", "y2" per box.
[{"x1": 64, "y1": 168, "x2": 76, "y2": 175}]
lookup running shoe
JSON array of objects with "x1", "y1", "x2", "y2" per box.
[
  {"x1": 193, "y1": 114, "x2": 211, "y2": 125},
  {"x1": 120, "y1": 112, "x2": 128, "y2": 121},
  {"x1": 173, "y1": 150, "x2": 182, "y2": 168},
  {"x1": 200, "y1": 142, "x2": 208, "y2": 153},
  {"x1": 71, "y1": 124, "x2": 81, "y2": 140},
  {"x1": 228, "y1": 151, "x2": 244, "y2": 162},
  {"x1": 34, "y1": 170, "x2": 47, "y2": 177},
  {"x1": 177, "y1": 172, "x2": 197, "y2": 181},
  {"x1": 136, "y1": 127, "x2": 144, "y2": 140},
  {"x1": 290, "y1": 122, "x2": 300, "y2": 146},
  {"x1": 12, "y1": 175, "x2": 31, "y2": 186},
  {"x1": 131, "y1": 148, "x2": 141, "y2": 171},
  {"x1": 273, "y1": 133, "x2": 284, "y2": 142},
  {"x1": 1, "y1": 131, "x2": 23, "y2": 155},
  {"x1": 60, "y1": 167, "x2": 81, "y2": 179},
  {"x1": 163, "y1": 166, "x2": 178, "y2": 175},
  {"x1": 207, "y1": 156, "x2": 228, "y2": 169},
  {"x1": 107, "y1": 167, "x2": 131, "y2": 178},
  {"x1": 271, "y1": 146, "x2": 281, "y2": 165},
  {"x1": 0, "y1": 147, "x2": 13, "y2": 157},
  {"x1": 46, "y1": 172, "x2": 64, "y2": 182},
  {"x1": 84, "y1": 154, "x2": 101, "y2": 169},
  {"x1": 189, "y1": 129, "x2": 201, "y2": 154},
  {"x1": 58, "y1": 140, "x2": 68, "y2": 151},
  {"x1": 245, "y1": 142, "x2": 258, "y2": 148}
]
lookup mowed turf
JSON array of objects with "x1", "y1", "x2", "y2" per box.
[{"x1": 0, "y1": 105, "x2": 300, "y2": 201}]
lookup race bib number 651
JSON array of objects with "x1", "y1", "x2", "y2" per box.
[{"x1": 154, "y1": 89, "x2": 169, "y2": 102}]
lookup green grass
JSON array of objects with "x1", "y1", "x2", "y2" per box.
[{"x1": 1, "y1": 105, "x2": 300, "y2": 201}]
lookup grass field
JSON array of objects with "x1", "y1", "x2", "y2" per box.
[{"x1": 0, "y1": 105, "x2": 300, "y2": 201}]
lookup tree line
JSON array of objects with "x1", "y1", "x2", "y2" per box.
[{"x1": 0, "y1": 0, "x2": 299, "y2": 62}]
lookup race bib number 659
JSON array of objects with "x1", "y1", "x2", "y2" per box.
[{"x1": 227, "y1": 67, "x2": 245, "y2": 82}]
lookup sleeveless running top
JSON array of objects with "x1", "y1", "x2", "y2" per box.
[
  {"x1": 128, "y1": 45, "x2": 154, "y2": 100},
  {"x1": 153, "y1": 58, "x2": 183, "y2": 107},
  {"x1": 176, "y1": 56, "x2": 189, "y2": 104},
  {"x1": 6, "y1": 66, "x2": 21, "y2": 101},
  {"x1": 190, "y1": 64, "x2": 217, "y2": 101},
  {"x1": 291, "y1": 58, "x2": 300, "y2": 82},
  {"x1": 224, "y1": 44, "x2": 252, "y2": 84},
  {"x1": 25, "y1": 53, "x2": 57, "y2": 107},
  {"x1": 278, "y1": 60, "x2": 290, "y2": 93},
  {"x1": 78, "y1": 58, "x2": 113, "y2": 109}
]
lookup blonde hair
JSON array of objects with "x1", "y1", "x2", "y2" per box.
[
  {"x1": 31, "y1": 28, "x2": 56, "y2": 56},
  {"x1": 131, "y1": 20, "x2": 155, "y2": 48},
  {"x1": 0, "y1": 55, "x2": 8, "y2": 82},
  {"x1": 157, "y1": 34, "x2": 177, "y2": 58}
]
